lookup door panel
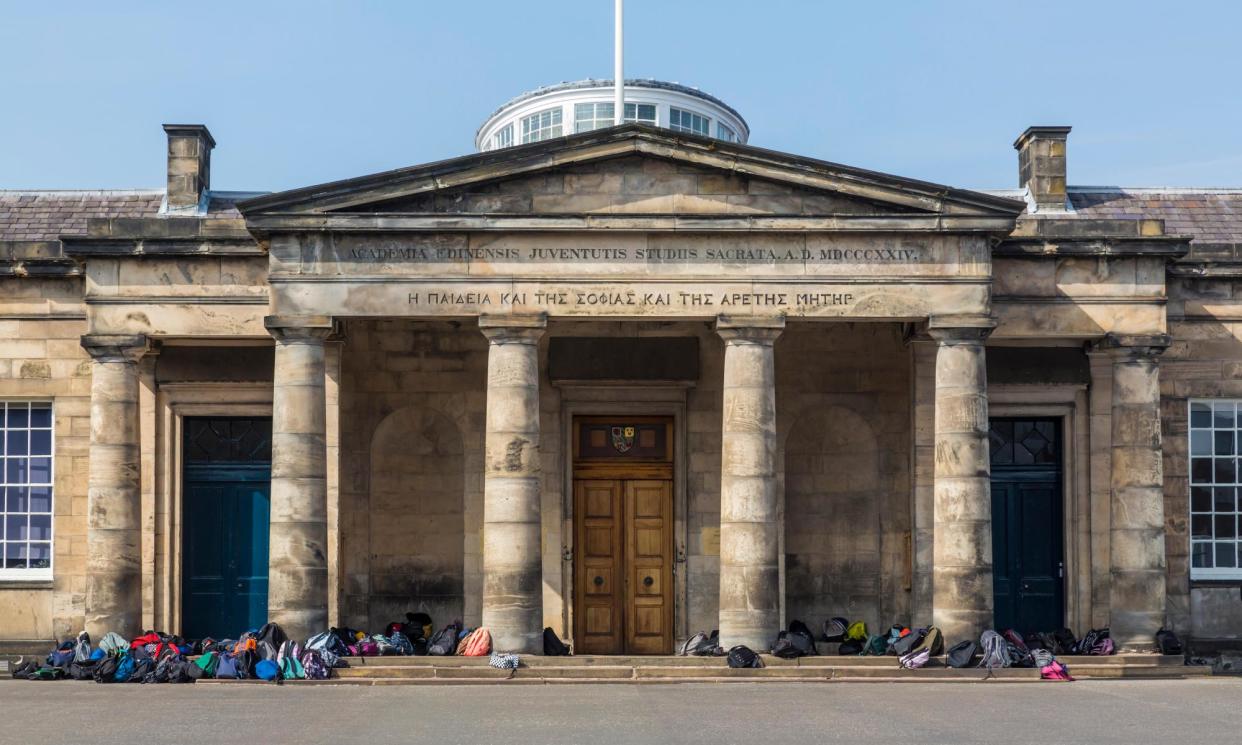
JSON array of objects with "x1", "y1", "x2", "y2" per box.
[
  {"x1": 624, "y1": 480, "x2": 673, "y2": 654},
  {"x1": 574, "y1": 480, "x2": 624, "y2": 654},
  {"x1": 990, "y1": 417, "x2": 1064, "y2": 633}
]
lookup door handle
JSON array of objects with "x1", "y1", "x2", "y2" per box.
[
  {"x1": 643, "y1": 576, "x2": 654, "y2": 587},
  {"x1": 593, "y1": 576, "x2": 604, "y2": 587}
]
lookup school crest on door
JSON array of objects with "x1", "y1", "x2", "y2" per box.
[{"x1": 611, "y1": 426, "x2": 636, "y2": 453}]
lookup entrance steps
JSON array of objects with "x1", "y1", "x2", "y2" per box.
[{"x1": 195, "y1": 653, "x2": 1211, "y2": 686}]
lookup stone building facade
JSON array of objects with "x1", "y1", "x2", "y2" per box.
[{"x1": 2, "y1": 121, "x2": 1241, "y2": 653}]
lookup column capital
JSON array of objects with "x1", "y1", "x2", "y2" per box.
[
  {"x1": 1088, "y1": 333, "x2": 1171, "y2": 360},
  {"x1": 927, "y1": 315, "x2": 996, "y2": 345},
  {"x1": 264, "y1": 315, "x2": 334, "y2": 343},
  {"x1": 479, "y1": 313, "x2": 547, "y2": 344},
  {"x1": 80, "y1": 334, "x2": 149, "y2": 363},
  {"x1": 715, "y1": 315, "x2": 785, "y2": 344}
]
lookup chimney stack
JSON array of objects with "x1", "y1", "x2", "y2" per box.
[
  {"x1": 1014, "y1": 126, "x2": 1070, "y2": 213},
  {"x1": 163, "y1": 124, "x2": 215, "y2": 214}
]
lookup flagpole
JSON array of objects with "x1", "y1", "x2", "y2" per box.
[{"x1": 614, "y1": 0, "x2": 624, "y2": 125}]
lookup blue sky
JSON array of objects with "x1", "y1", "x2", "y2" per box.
[{"x1": 2, "y1": 0, "x2": 1240, "y2": 192}]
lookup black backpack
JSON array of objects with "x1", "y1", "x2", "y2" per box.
[
  {"x1": 235, "y1": 649, "x2": 258, "y2": 679},
  {"x1": 129, "y1": 657, "x2": 155, "y2": 681},
  {"x1": 771, "y1": 631, "x2": 800, "y2": 659},
  {"x1": 727, "y1": 645, "x2": 763, "y2": 669},
  {"x1": 946, "y1": 640, "x2": 977, "y2": 668},
  {"x1": 543, "y1": 627, "x2": 570, "y2": 656},
  {"x1": 11, "y1": 659, "x2": 39, "y2": 680},
  {"x1": 67, "y1": 659, "x2": 98, "y2": 680},
  {"x1": 891, "y1": 629, "x2": 926, "y2": 657},
  {"x1": 1155, "y1": 628, "x2": 1184, "y2": 656},
  {"x1": 837, "y1": 639, "x2": 863, "y2": 656},
  {"x1": 788, "y1": 621, "x2": 817, "y2": 656},
  {"x1": 428, "y1": 623, "x2": 461, "y2": 656},
  {"x1": 93, "y1": 655, "x2": 121, "y2": 683},
  {"x1": 256, "y1": 622, "x2": 287, "y2": 652},
  {"x1": 1052, "y1": 628, "x2": 1078, "y2": 656},
  {"x1": 822, "y1": 617, "x2": 849, "y2": 642}
]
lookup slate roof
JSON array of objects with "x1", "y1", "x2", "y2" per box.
[
  {"x1": 0, "y1": 190, "x2": 252, "y2": 242},
  {"x1": 1067, "y1": 188, "x2": 1242, "y2": 248}
]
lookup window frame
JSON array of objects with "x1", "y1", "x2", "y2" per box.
[
  {"x1": 519, "y1": 107, "x2": 564, "y2": 144},
  {"x1": 716, "y1": 122, "x2": 737, "y2": 142},
  {"x1": 574, "y1": 102, "x2": 614, "y2": 133},
  {"x1": 491, "y1": 123, "x2": 513, "y2": 150},
  {"x1": 0, "y1": 401, "x2": 54, "y2": 581},
  {"x1": 624, "y1": 103, "x2": 657, "y2": 125},
  {"x1": 669, "y1": 107, "x2": 710, "y2": 136},
  {"x1": 1188, "y1": 398, "x2": 1242, "y2": 580}
]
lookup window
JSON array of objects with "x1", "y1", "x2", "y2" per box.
[
  {"x1": 625, "y1": 103, "x2": 656, "y2": 125},
  {"x1": 717, "y1": 122, "x2": 737, "y2": 142},
  {"x1": 1190, "y1": 400, "x2": 1242, "y2": 578},
  {"x1": 520, "y1": 107, "x2": 563, "y2": 144},
  {"x1": 574, "y1": 102, "x2": 658, "y2": 132},
  {"x1": 491, "y1": 124, "x2": 513, "y2": 151},
  {"x1": 669, "y1": 107, "x2": 710, "y2": 136},
  {"x1": 1, "y1": 402, "x2": 53, "y2": 579}
]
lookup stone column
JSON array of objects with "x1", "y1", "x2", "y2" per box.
[
  {"x1": 479, "y1": 314, "x2": 546, "y2": 654},
  {"x1": 929, "y1": 320, "x2": 993, "y2": 642},
  {"x1": 82, "y1": 334, "x2": 149, "y2": 639},
  {"x1": 1097, "y1": 334, "x2": 1170, "y2": 649},
  {"x1": 716, "y1": 316, "x2": 784, "y2": 650},
  {"x1": 266, "y1": 315, "x2": 333, "y2": 642}
]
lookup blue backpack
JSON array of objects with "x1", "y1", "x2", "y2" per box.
[
  {"x1": 215, "y1": 653, "x2": 239, "y2": 679},
  {"x1": 255, "y1": 659, "x2": 280, "y2": 681},
  {"x1": 114, "y1": 654, "x2": 135, "y2": 683}
]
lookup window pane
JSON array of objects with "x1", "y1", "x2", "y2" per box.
[
  {"x1": 1192, "y1": 514, "x2": 1212, "y2": 539},
  {"x1": 1215, "y1": 487, "x2": 1236, "y2": 513},
  {"x1": 4, "y1": 542, "x2": 26, "y2": 569},
  {"x1": 6, "y1": 431, "x2": 27, "y2": 456},
  {"x1": 1193, "y1": 541, "x2": 1212, "y2": 567},
  {"x1": 29, "y1": 405, "x2": 51, "y2": 428},
  {"x1": 5, "y1": 515, "x2": 26, "y2": 541},
  {"x1": 6, "y1": 405, "x2": 28, "y2": 428},
  {"x1": 29, "y1": 429, "x2": 51, "y2": 456},
  {"x1": 5, "y1": 487, "x2": 28, "y2": 513},
  {"x1": 29, "y1": 486, "x2": 51, "y2": 513},
  {"x1": 1216, "y1": 457, "x2": 1236, "y2": 484},
  {"x1": 1217, "y1": 430, "x2": 1236, "y2": 456},
  {"x1": 28, "y1": 543, "x2": 49, "y2": 569},
  {"x1": 1216, "y1": 542, "x2": 1237, "y2": 568},
  {"x1": 1192, "y1": 430, "x2": 1211, "y2": 456},
  {"x1": 1192, "y1": 458, "x2": 1212, "y2": 483},
  {"x1": 30, "y1": 458, "x2": 51, "y2": 484},
  {"x1": 1192, "y1": 486, "x2": 1213, "y2": 512},
  {"x1": 1215, "y1": 402, "x2": 1235, "y2": 429},
  {"x1": 1191, "y1": 402, "x2": 1212, "y2": 428},
  {"x1": 29, "y1": 514, "x2": 50, "y2": 541}
]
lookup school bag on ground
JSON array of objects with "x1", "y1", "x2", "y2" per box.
[
  {"x1": 1155, "y1": 628, "x2": 1183, "y2": 656},
  {"x1": 822, "y1": 617, "x2": 849, "y2": 643},
  {"x1": 788, "y1": 621, "x2": 817, "y2": 656},
  {"x1": 837, "y1": 639, "x2": 863, "y2": 655},
  {"x1": 1078, "y1": 628, "x2": 1113, "y2": 655},
  {"x1": 67, "y1": 659, "x2": 98, "y2": 680},
  {"x1": 308, "y1": 630, "x2": 351, "y2": 659},
  {"x1": 912, "y1": 627, "x2": 944, "y2": 657},
  {"x1": 73, "y1": 631, "x2": 92, "y2": 662},
  {"x1": 215, "y1": 653, "x2": 239, "y2": 679},
  {"x1": 10, "y1": 658, "x2": 39, "y2": 680},
  {"x1": 891, "y1": 629, "x2": 925, "y2": 657},
  {"x1": 301, "y1": 650, "x2": 330, "y2": 680},
  {"x1": 389, "y1": 631, "x2": 415, "y2": 655},
  {"x1": 978, "y1": 631, "x2": 1013, "y2": 669},
  {"x1": 98, "y1": 632, "x2": 128, "y2": 656},
  {"x1": 543, "y1": 627, "x2": 571, "y2": 656},
  {"x1": 428, "y1": 623, "x2": 461, "y2": 656},
  {"x1": 1052, "y1": 628, "x2": 1078, "y2": 656},
  {"x1": 771, "y1": 631, "x2": 802, "y2": 659},
  {"x1": 257, "y1": 622, "x2": 288, "y2": 653},
  {"x1": 27, "y1": 666, "x2": 67, "y2": 681},
  {"x1": 195, "y1": 651, "x2": 219, "y2": 679},
  {"x1": 680, "y1": 631, "x2": 711, "y2": 656},
  {"x1": 900, "y1": 647, "x2": 931, "y2": 669},
  {"x1": 862, "y1": 634, "x2": 888, "y2": 656},
  {"x1": 93, "y1": 654, "x2": 122, "y2": 683},
  {"x1": 845, "y1": 621, "x2": 868, "y2": 642},
  {"x1": 406, "y1": 612, "x2": 434, "y2": 640},
  {"x1": 255, "y1": 659, "x2": 281, "y2": 682},
  {"x1": 946, "y1": 640, "x2": 977, "y2": 668},
  {"x1": 726, "y1": 645, "x2": 764, "y2": 669},
  {"x1": 1041, "y1": 659, "x2": 1074, "y2": 681},
  {"x1": 128, "y1": 657, "x2": 155, "y2": 681},
  {"x1": 458, "y1": 627, "x2": 492, "y2": 657},
  {"x1": 48, "y1": 640, "x2": 75, "y2": 668}
]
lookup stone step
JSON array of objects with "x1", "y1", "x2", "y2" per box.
[{"x1": 333, "y1": 653, "x2": 1184, "y2": 668}]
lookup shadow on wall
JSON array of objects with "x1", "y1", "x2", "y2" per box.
[
  {"x1": 784, "y1": 405, "x2": 882, "y2": 627},
  {"x1": 368, "y1": 406, "x2": 465, "y2": 631}
]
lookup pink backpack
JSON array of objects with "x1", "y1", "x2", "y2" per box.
[
  {"x1": 1040, "y1": 660, "x2": 1074, "y2": 681},
  {"x1": 457, "y1": 628, "x2": 492, "y2": 657}
]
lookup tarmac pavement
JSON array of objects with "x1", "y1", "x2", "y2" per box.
[{"x1": 2, "y1": 677, "x2": 1241, "y2": 744}]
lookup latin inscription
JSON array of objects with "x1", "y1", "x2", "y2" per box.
[
  {"x1": 410, "y1": 290, "x2": 854, "y2": 309},
  {"x1": 349, "y1": 246, "x2": 921, "y2": 264}
]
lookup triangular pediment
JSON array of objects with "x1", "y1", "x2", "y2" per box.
[{"x1": 239, "y1": 125, "x2": 1024, "y2": 224}]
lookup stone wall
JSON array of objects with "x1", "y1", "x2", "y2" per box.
[
  {"x1": 1162, "y1": 275, "x2": 1242, "y2": 643},
  {"x1": 0, "y1": 277, "x2": 90, "y2": 640},
  {"x1": 777, "y1": 322, "x2": 912, "y2": 630}
]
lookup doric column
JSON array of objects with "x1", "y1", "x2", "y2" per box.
[
  {"x1": 82, "y1": 333, "x2": 149, "y2": 639},
  {"x1": 929, "y1": 318, "x2": 994, "y2": 643},
  {"x1": 716, "y1": 316, "x2": 784, "y2": 650},
  {"x1": 1096, "y1": 334, "x2": 1170, "y2": 649},
  {"x1": 479, "y1": 314, "x2": 546, "y2": 654},
  {"x1": 266, "y1": 315, "x2": 333, "y2": 642}
]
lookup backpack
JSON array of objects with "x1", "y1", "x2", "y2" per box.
[
  {"x1": 97, "y1": 632, "x2": 127, "y2": 656},
  {"x1": 978, "y1": 630, "x2": 1012, "y2": 669},
  {"x1": 11, "y1": 658, "x2": 40, "y2": 680},
  {"x1": 195, "y1": 651, "x2": 219, "y2": 678},
  {"x1": 255, "y1": 659, "x2": 281, "y2": 681},
  {"x1": 406, "y1": 612, "x2": 434, "y2": 640},
  {"x1": 900, "y1": 647, "x2": 931, "y2": 669},
  {"x1": 1093, "y1": 637, "x2": 1115, "y2": 656},
  {"x1": 280, "y1": 653, "x2": 306, "y2": 680},
  {"x1": 458, "y1": 628, "x2": 492, "y2": 657},
  {"x1": 726, "y1": 645, "x2": 763, "y2": 669},
  {"x1": 308, "y1": 631, "x2": 351, "y2": 658},
  {"x1": 428, "y1": 623, "x2": 461, "y2": 656},
  {"x1": 129, "y1": 657, "x2": 155, "y2": 681},
  {"x1": 388, "y1": 632, "x2": 415, "y2": 655},
  {"x1": 822, "y1": 617, "x2": 849, "y2": 642},
  {"x1": 1076, "y1": 628, "x2": 1107, "y2": 655},
  {"x1": 73, "y1": 631, "x2": 92, "y2": 662},
  {"x1": 67, "y1": 659, "x2": 98, "y2": 680},
  {"x1": 114, "y1": 654, "x2": 135, "y2": 683},
  {"x1": 862, "y1": 634, "x2": 888, "y2": 656},
  {"x1": 1052, "y1": 628, "x2": 1078, "y2": 656},
  {"x1": 48, "y1": 640, "x2": 75, "y2": 668},
  {"x1": 257, "y1": 640, "x2": 279, "y2": 662},
  {"x1": 215, "y1": 653, "x2": 239, "y2": 679},
  {"x1": 680, "y1": 631, "x2": 711, "y2": 656},
  {"x1": 946, "y1": 640, "x2": 977, "y2": 668},
  {"x1": 837, "y1": 639, "x2": 863, "y2": 656},
  {"x1": 301, "y1": 650, "x2": 330, "y2": 680},
  {"x1": 28, "y1": 666, "x2": 67, "y2": 681},
  {"x1": 1002, "y1": 629, "x2": 1029, "y2": 655},
  {"x1": 235, "y1": 649, "x2": 259, "y2": 679},
  {"x1": 93, "y1": 654, "x2": 122, "y2": 683},
  {"x1": 771, "y1": 632, "x2": 802, "y2": 659},
  {"x1": 788, "y1": 622, "x2": 817, "y2": 656},
  {"x1": 256, "y1": 622, "x2": 288, "y2": 653},
  {"x1": 356, "y1": 640, "x2": 380, "y2": 657},
  {"x1": 1156, "y1": 628, "x2": 1184, "y2": 656},
  {"x1": 912, "y1": 627, "x2": 944, "y2": 657},
  {"x1": 845, "y1": 621, "x2": 868, "y2": 642},
  {"x1": 543, "y1": 627, "x2": 570, "y2": 656},
  {"x1": 1040, "y1": 659, "x2": 1074, "y2": 681},
  {"x1": 891, "y1": 629, "x2": 925, "y2": 657}
]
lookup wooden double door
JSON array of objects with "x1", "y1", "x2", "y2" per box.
[{"x1": 573, "y1": 417, "x2": 675, "y2": 655}]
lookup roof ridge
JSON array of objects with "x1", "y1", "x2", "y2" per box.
[{"x1": 0, "y1": 188, "x2": 163, "y2": 195}]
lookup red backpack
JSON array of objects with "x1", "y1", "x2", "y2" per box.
[{"x1": 457, "y1": 628, "x2": 491, "y2": 657}]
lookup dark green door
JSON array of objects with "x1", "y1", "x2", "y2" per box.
[
  {"x1": 182, "y1": 417, "x2": 272, "y2": 640},
  {"x1": 989, "y1": 418, "x2": 1064, "y2": 633}
]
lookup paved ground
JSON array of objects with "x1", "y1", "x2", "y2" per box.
[{"x1": 2, "y1": 678, "x2": 1241, "y2": 744}]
